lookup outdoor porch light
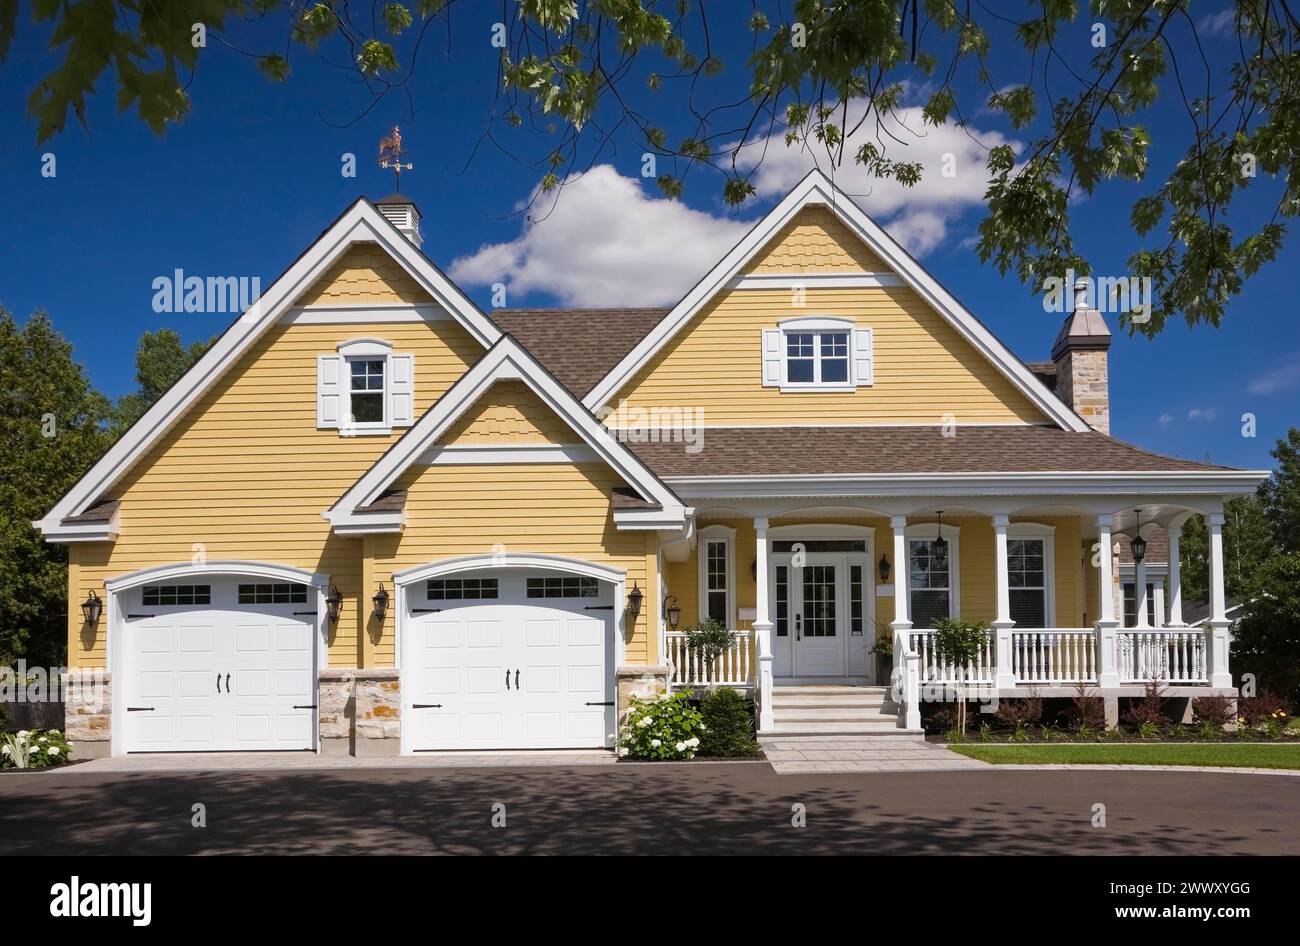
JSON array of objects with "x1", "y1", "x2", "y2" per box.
[
  {"x1": 80, "y1": 590, "x2": 102, "y2": 626},
  {"x1": 372, "y1": 583, "x2": 390, "y2": 621},
  {"x1": 627, "y1": 582, "x2": 644, "y2": 620},
  {"x1": 1130, "y1": 509, "x2": 1148, "y2": 564},
  {"x1": 325, "y1": 585, "x2": 343, "y2": 623},
  {"x1": 932, "y1": 511, "x2": 948, "y2": 568},
  {"x1": 878, "y1": 553, "x2": 891, "y2": 583},
  {"x1": 663, "y1": 594, "x2": 681, "y2": 632}
]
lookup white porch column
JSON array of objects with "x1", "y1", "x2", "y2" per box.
[
  {"x1": 890, "y1": 516, "x2": 920, "y2": 729},
  {"x1": 1206, "y1": 511, "x2": 1233, "y2": 688},
  {"x1": 1134, "y1": 556, "x2": 1150, "y2": 628},
  {"x1": 1166, "y1": 523, "x2": 1186, "y2": 626},
  {"x1": 1095, "y1": 514, "x2": 1120, "y2": 687},
  {"x1": 992, "y1": 514, "x2": 1016, "y2": 690},
  {"x1": 752, "y1": 516, "x2": 775, "y2": 732}
]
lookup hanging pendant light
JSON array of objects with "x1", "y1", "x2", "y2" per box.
[
  {"x1": 1129, "y1": 509, "x2": 1148, "y2": 564},
  {"x1": 932, "y1": 511, "x2": 948, "y2": 568}
]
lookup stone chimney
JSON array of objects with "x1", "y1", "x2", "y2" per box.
[
  {"x1": 374, "y1": 194, "x2": 423, "y2": 248},
  {"x1": 1051, "y1": 277, "x2": 1112, "y2": 434}
]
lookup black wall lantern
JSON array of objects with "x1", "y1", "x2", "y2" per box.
[
  {"x1": 81, "y1": 590, "x2": 102, "y2": 626},
  {"x1": 931, "y1": 511, "x2": 948, "y2": 568},
  {"x1": 663, "y1": 594, "x2": 681, "y2": 631},
  {"x1": 325, "y1": 585, "x2": 343, "y2": 623},
  {"x1": 878, "y1": 553, "x2": 891, "y2": 583},
  {"x1": 627, "y1": 582, "x2": 644, "y2": 621},
  {"x1": 372, "y1": 583, "x2": 390, "y2": 621},
  {"x1": 1130, "y1": 509, "x2": 1148, "y2": 564}
]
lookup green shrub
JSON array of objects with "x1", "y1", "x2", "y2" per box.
[
  {"x1": 697, "y1": 686, "x2": 759, "y2": 758},
  {"x1": 616, "y1": 690, "x2": 703, "y2": 760},
  {"x1": 0, "y1": 728, "x2": 73, "y2": 769},
  {"x1": 684, "y1": 618, "x2": 735, "y2": 682}
]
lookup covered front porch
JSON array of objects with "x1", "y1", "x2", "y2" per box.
[{"x1": 656, "y1": 494, "x2": 1243, "y2": 733}]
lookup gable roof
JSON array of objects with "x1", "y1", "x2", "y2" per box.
[
  {"x1": 36, "y1": 198, "x2": 502, "y2": 535},
  {"x1": 327, "y1": 334, "x2": 686, "y2": 533},
  {"x1": 491, "y1": 308, "x2": 668, "y2": 396},
  {"x1": 581, "y1": 169, "x2": 1092, "y2": 432}
]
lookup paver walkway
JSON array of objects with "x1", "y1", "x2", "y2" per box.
[{"x1": 759, "y1": 735, "x2": 988, "y2": 773}]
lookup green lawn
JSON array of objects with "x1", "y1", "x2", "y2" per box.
[{"x1": 949, "y1": 743, "x2": 1300, "y2": 770}]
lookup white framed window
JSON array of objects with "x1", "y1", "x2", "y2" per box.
[
  {"x1": 903, "y1": 522, "x2": 961, "y2": 628},
  {"x1": 317, "y1": 338, "x2": 414, "y2": 435},
  {"x1": 762, "y1": 316, "x2": 872, "y2": 391},
  {"x1": 1007, "y1": 523, "x2": 1056, "y2": 628},
  {"x1": 697, "y1": 525, "x2": 735, "y2": 627}
]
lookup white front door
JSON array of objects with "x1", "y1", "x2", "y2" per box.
[
  {"x1": 123, "y1": 579, "x2": 316, "y2": 752},
  {"x1": 405, "y1": 569, "x2": 616, "y2": 751},
  {"x1": 771, "y1": 547, "x2": 874, "y2": 679},
  {"x1": 793, "y1": 554, "x2": 847, "y2": 676}
]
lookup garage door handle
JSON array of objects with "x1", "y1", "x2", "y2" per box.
[
  {"x1": 293, "y1": 704, "x2": 317, "y2": 710},
  {"x1": 411, "y1": 608, "x2": 442, "y2": 614},
  {"x1": 413, "y1": 703, "x2": 442, "y2": 709},
  {"x1": 126, "y1": 706, "x2": 156, "y2": 712},
  {"x1": 216, "y1": 672, "x2": 222, "y2": 693},
  {"x1": 585, "y1": 701, "x2": 614, "y2": 707},
  {"x1": 515, "y1": 669, "x2": 520, "y2": 690},
  {"x1": 584, "y1": 605, "x2": 614, "y2": 611},
  {"x1": 505, "y1": 669, "x2": 511, "y2": 690},
  {"x1": 127, "y1": 613, "x2": 155, "y2": 619},
  {"x1": 225, "y1": 673, "x2": 231, "y2": 693}
]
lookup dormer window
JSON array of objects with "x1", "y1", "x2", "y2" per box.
[
  {"x1": 317, "y1": 337, "x2": 415, "y2": 436},
  {"x1": 762, "y1": 317, "x2": 872, "y2": 391}
]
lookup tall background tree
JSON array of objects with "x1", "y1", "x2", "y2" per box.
[
  {"x1": 109, "y1": 329, "x2": 214, "y2": 436},
  {"x1": 0, "y1": 309, "x2": 109, "y2": 666},
  {"x1": 2, "y1": 1, "x2": 1297, "y2": 336}
]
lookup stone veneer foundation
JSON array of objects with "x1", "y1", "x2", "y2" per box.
[{"x1": 319, "y1": 668, "x2": 401, "y2": 757}]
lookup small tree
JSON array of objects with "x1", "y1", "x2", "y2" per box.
[
  {"x1": 685, "y1": 617, "x2": 735, "y2": 687},
  {"x1": 930, "y1": 618, "x2": 991, "y2": 735}
]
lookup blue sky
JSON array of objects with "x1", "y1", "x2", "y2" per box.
[{"x1": 0, "y1": 3, "x2": 1295, "y2": 470}]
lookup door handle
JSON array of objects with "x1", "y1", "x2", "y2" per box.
[
  {"x1": 505, "y1": 668, "x2": 511, "y2": 690},
  {"x1": 796, "y1": 614, "x2": 802, "y2": 641},
  {"x1": 216, "y1": 672, "x2": 222, "y2": 693},
  {"x1": 515, "y1": 669, "x2": 520, "y2": 690},
  {"x1": 225, "y1": 673, "x2": 231, "y2": 693}
]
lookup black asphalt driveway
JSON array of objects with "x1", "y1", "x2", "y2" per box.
[{"x1": 2, "y1": 764, "x2": 1298, "y2": 855}]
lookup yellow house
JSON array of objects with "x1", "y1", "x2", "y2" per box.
[{"x1": 38, "y1": 174, "x2": 1266, "y2": 757}]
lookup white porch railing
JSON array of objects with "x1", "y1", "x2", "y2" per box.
[
  {"x1": 1118, "y1": 629, "x2": 1208, "y2": 684},
  {"x1": 666, "y1": 631, "x2": 754, "y2": 688},
  {"x1": 910, "y1": 629, "x2": 995, "y2": 685},
  {"x1": 1010, "y1": 629, "x2": 1098, "y2": 684}
]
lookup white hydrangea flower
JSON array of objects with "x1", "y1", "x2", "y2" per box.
[
  {"x1": 687, "y1": 737, "x2": 700, "y2": 747},
  {"x1": 650, "y1": 739, "x2": 661, "y2": 747},
  {"x1": 617, "y1": 747, "x2": 629, "y2": 757},
  {"x1": 675, "y1": 741, "x2": 686, "y2": 752},
  {"x1": 38, "y1": 736, "x2": 47, "y2": 743},
  {"x1": 48, "y1": 746, "x2": 60, "y2": 756},
  {"x1": 636, "y1": 716, "x2": 653, "y2": 728},
  {"x1": 1, "y1": 746, "x2": 10, "y2": 757},
  {"x1": 17, "y1": 730, "x2": 30, "y2": 739}
]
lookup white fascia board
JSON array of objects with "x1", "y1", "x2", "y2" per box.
[
  {"x1": 321, "y1": 508, "x2": 405, "y2": 534},
  {"x1": 35, "y1": 521, "x2": 120, "y2": 544},
  {"x1": 330, "y1": 336, "x2": 682, "y2": 524},
  {"x1": 281, "y1": 303, "x2": 448, "y2": 325},
  {"x1": 40, "y1": 200, "x2": 501, "y2": 532},
  {"x1": 612, "y1": 505, "x2": 690, "y2": 530},
  {"x1": 665, "y1": 469, "x2": 1272, "y2": 499},
  {"x1": 582, "y1": 169, "x2": 1090, "y2": 433}
]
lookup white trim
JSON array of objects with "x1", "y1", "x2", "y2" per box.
[
  {"x1": 583, "y1": 169, "x2": 1090, "y2": 432},
  {"x1": 664, "y1": 470, "x2": 1271, "y2": 499},
  {"x1": 40, "y1": 519, "x2": 121, "y2": 544},
  {"x1": 768, "y1": 523, "x2": 876, "y2": 540},
  {"x1": 282, "y1": 303, "x2": 447, "y2": 325},
  {"x1": 727, "y1": 272, "x2": 906, "y2": 290},
  {"x1": 776, "y1": 315, "x2": 857, "y2": 331},
  {"x1": 104, "y1": 560, "x2": 329, "y2": 757},
  {"x1": 393, "y1": 552, "x2": 627, "y2": 756},
  {"x1": 38, "y1": 199, "x2": 500, "y2": 533},
  {"x1": 418, "y1": 444, "x2": 598, "y2": 465},
  {"x1": 903, "y1": 522, "x2": 962, "y2": 621},
  {"x1": 1007, "y1": 522, "x2": 1057, "y2": 627},
  {"x1": 337, "y1": 337, "x2": 394, "y2": 357},
  {"x1": 697, "y1": 524, "x2": 737, "y2": 627},
  {"x1": 328, "y1": 335, "x2": 685, "y2": 532}
]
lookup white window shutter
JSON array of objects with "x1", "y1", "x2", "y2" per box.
[
  {"x1": 761, "y1": 329, "x2": 783, "y2": 387},
  {"x1": 388, "y1": 353, "x2": 415, "y2": 426},
  {"x1": 317, "y1": 355, "x2": 342, "y2": 428},
  {"x1": 853, "y1": 328, "x2": 874, "y2": 385}
]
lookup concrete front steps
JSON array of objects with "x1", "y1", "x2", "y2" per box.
[{"x1": 765, "y1": 685, "x2": 925, "y2": 738}]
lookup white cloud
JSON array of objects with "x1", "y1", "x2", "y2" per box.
[
  {"x1": 448, "y1": 165, "x2": 753, "y2": 307},
  {"x1": 1158, "y1": 412, "x2": 1173, "y2": 429},
  {"x1": 1187, "y1": 408, "x2": 1219, "y2": 422},
  {"x1": 1247, "y1": 352, "x2": 1300, "y2": 395},
  {"x1": 732, "y1": 99, "x2": 1022, "y2": 256},
  {"x1": 1198, "y1": 9, "x2": 1236, "y2": 37}
]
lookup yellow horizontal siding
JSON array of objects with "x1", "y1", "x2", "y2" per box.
[
  {"x1": 68, "y1": 315, "x2": 484, "y2": 669},
  {"x1": 371, "y1": 461, "x2": 650, "y2": 666}
]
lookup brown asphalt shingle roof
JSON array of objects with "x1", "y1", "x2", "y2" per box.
[
  {"x1": 490, "y1": 308, "x2": 668, "y2": 396},
  {"x1": 627, "y1": 426, "x2": 1233, "y2": 478}
]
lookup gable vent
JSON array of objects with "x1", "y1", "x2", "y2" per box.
[{"x1": 374, "y1": 195, "x2": 423, "y2": 248}]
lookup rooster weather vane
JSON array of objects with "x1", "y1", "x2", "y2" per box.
[{"x1": 378, "y1": 126, "x2": 414, "y2": 190}]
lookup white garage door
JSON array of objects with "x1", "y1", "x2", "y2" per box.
[
  {"x1": 405, "y1": 569, "x2": 616, "y2": 751},
  {"x1": 122, "y1": 579, "x2": 317, "y2": 752}
]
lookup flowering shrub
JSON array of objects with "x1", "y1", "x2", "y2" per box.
[
  {"x1": 615, "y1": 690, "x2": 704, "y2": 760},
  {"x1": 0, "y1": 729, "x2": 74, "y2": 769}
]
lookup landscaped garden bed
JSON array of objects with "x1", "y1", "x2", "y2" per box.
[
  {"x1": 921, "y1": 685, "x2": 1296, "y2": 744},
  {"x1": 949, "y1": 743, "x2": 1300, "y2": 769},
  {"x1": 0, "y1": 728, "x2": 75, "y2": 771},
  {"x1": 615, "y1": 686, "x2": 763, "y2": 761}
]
